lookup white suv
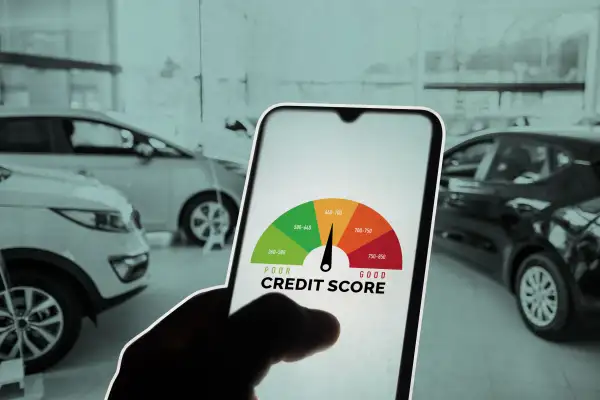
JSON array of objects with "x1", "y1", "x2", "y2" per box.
[{"x1": 0, "y1": 163, "x2": 150, "y2": 373}]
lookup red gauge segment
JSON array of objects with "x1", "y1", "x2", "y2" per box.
[{"x1": 346, "y1": 230, "x2": 403, "y2": 270}]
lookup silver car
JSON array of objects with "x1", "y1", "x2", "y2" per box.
[{"x1": 0, "y1": 108, "x2": 247, "y2": 246}]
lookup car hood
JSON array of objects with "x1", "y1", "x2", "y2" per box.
[
  {"x1": 200, "y1": 136, "x2": 252, "y2": 166},
  {"x1": 2, "y1": 163, "x2": 100, "y2": 185},
  {"x1": 0, "y1": 164, "x2": 132, "y2": 216}
]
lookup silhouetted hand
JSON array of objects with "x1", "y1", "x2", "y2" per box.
[{"x1": 106, "y1": 289, "x2": 340, "y2": 400}]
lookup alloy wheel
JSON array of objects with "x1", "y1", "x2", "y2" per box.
[
  {"x1": 0, "y1": 286, "x2": 65, "y2": 361},
  {"x1": 189, "y1": 200, "x2": 231, "y2": 242},
  {"x1": 519, "y1": 266, "x2": 559, "y2": 328}
]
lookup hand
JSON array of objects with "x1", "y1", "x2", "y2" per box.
[{"x1": 106, "y1": 289, "x2": 340, "y2": 400}]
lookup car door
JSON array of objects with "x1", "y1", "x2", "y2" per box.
[
  {"x1": 44, "y1": 117, "x2": 176, "y2": 232},
  {"x1": 434, "y1": 136, "x2": 499, "y2": 265},
  {"x1": 443, "y1": 135, "x2": 569, "y2": 276}
]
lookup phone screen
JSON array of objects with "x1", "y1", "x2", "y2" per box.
[{"x1": 228, "y1": 106, "x2": 443, "y2": 399}]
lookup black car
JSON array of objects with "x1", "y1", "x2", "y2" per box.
[{"x1": 435, "y1": 126, "x2": 600, "y2": 341}]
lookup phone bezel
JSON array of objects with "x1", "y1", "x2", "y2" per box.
[{"x1": 224, "y1": 103, "x2": 445, "y2": 400}]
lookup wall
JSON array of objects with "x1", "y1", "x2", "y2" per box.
[
  {"x1": 114, "y1": 0, "x2": 202, "y2": 140},
  {"x1": 199, "y1": 0, "x2": 423, "y2": 123},
  {"x1": 0, "y1": 0, "x2": 112, "y2": 108}
]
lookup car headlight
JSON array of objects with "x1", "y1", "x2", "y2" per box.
[{"x1": 51, "y1": 209, "x2": 130, "y2": 233}]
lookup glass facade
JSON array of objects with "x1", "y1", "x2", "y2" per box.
[
  {"x1": 420, "y1": 10, "x2": 593, "y2": 117},
  {"x1": 0, "y1": 0, "x2": 116, "y2": 109}
]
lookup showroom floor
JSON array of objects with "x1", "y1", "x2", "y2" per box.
[{"x1": 39, "y1": 239, "x2": 600, "y2": 400}]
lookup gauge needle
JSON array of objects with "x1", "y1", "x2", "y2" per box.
[{"x1": 320, "y1": 224, "x2": 334, "y2": 272}]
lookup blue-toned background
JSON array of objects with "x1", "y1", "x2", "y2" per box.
[{"x1": 1, "y1": 0, "x2": 599, "y2": 399}]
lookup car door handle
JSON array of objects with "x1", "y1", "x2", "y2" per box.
[{"x1": 446, "y1": 193, "x2": 466, "y2": 207}]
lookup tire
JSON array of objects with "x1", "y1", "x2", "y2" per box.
[
  {"x1": 0, "y1": 267, "x2": 83, "y2": 373},
  {"x1": 515, "y1": 252, "x2": 572, "y2": 341},
  {"x1": 180, "y1": 192, "x2": 238, "y2": 247}
]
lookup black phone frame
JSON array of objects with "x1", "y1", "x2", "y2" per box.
[{"x1": 224, "y1": 104, "x2": 445, "y2": 400}]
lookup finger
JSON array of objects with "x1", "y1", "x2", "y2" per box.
[{"x1": 225, "y1": 292, "x2": 340, "y2": 386}]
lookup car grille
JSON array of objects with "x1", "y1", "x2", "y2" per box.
[{"x1": 132, "y1": 209, "x2": 142, "y2": 230}]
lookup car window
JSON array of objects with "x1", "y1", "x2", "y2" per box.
[
  {"x1": 69, "y1": 120, "x2": 136, "y2": 151},
  {"x1": 442, "y1": 140, "x2": 495, "y2": 181},
  {"x1": 444, "y1": 141, "x2": 494, "y2": 168},
  {"x1": 484, "y1": 141, "x2": 572, "y2": 185},
  {"x1": 484, "y1": 141, "x2": 553, "y2": 185},
  {"x1": 0, "y1": 118, "x2": 53, "y2": 153},
  {"x1": 57, "y1": 118, "x2": 183, "y2": 157}
]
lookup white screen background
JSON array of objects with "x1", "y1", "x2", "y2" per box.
[{"x1": 230, "y1": 108, "x2": 434, "y2": 399}]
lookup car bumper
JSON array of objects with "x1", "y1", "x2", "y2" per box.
[
  {"x1": 88, "y1": 250, "x2": 150, "y2": 315},
  {"x1": 94, "y1": 284, "x2": 148, "y2": 314},
  {"x1": 573, "y1": 292, "x2": 600, "y2": 315}
]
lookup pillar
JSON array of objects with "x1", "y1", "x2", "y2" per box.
[{"x1": 584, "y1": 6, "x2": 600, "y2": 115}]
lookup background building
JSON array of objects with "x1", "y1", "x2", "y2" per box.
[{"x1": 2, "y1": 0, "x2": 600, "y2": 142}]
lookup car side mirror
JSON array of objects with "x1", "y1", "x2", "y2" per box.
[
  {"x1": 134, "y1": 142, "x2": 156, "y2": 161},
  {"x1": 444, "y1": 155, "x2": 462, "y2": 167}
]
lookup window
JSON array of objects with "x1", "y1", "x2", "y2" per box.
[
  {"x1": 55, "y1": 118, "x2": 135, "y2": 154},
  {"x1": 442, "y1": 141, "x2": 494, "y2": 180},
  {"x1": 485, "y1": 141, "x2": 551, "y2": 184},
  {"x1": 53, "y1": 118, "x2": 137, "y2": 155},
  {"x1": 57, "y1": 118, "x2": 181, "y2": 157},
  {"x1": 445, "y1": 141, "x2": 493, "y2": 167},
  {"x1": 0, "y1": 119, "x2": 52, "y2": 153},
  {"x1": 71, "y1": 120, "x2": 133, "y2": 149}
]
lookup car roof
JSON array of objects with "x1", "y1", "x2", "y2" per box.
[
  {"x1": 0, "y1": 107, "x2": 116, "y2": 121},
  {"x1": 457, "y1": 125, "x2": 600, "y2": 144}
]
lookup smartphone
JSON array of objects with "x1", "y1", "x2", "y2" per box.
[{"x1": 226, "y1": 104, "x2": 445, "y2": 399}]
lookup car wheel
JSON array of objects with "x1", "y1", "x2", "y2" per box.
[
  {"x1": 515, "y1": 252, "x2": 572, "y2": 341},
  {"x1": 181, "y1": 192, "x2": 238, "y2": 247},
  {"x1": 0, "y1": 267, "x2": 83, "y2": 373}
]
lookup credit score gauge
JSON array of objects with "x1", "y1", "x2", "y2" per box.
[{"x1": 251, "y1": 198, "x2": 402, "y2": 272}]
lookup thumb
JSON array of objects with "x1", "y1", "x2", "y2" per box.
[{"x1": 224, "y1": 293, "x2": 340, "y2": 388}]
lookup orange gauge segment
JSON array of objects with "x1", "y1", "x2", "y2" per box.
[{"x1": 312, "y1": 198, "x2": 359, "y2": 246}]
